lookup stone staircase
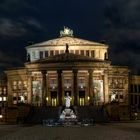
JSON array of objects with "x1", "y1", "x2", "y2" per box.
[
  {"x1": 24, "y1": 106, "x2": 60, "y2": 124},
  {"x1": 75, "y1": 106, "x2": 109, "y2": 123}
]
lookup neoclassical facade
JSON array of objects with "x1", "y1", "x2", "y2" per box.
[{"x1": 5, "y1": 27, "x2": 131, "y2": 108}]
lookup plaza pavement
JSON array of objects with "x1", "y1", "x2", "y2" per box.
[{"x1": 0, "y1": 123, "x2": 140, "y2": 140}]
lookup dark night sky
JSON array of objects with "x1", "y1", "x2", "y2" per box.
[{"x1": 0, "y1": 0, "x2": 140, "y2": 74}]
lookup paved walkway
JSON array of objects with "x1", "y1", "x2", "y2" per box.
[{"x1": 0, "y1": 123, "x2": 140, "y2": 140}]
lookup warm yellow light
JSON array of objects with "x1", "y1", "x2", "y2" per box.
[
  {"x1": 87, "y1": 96, "x2": 90, "y2": 100},
  {"x1": 0, "y1": 97, "x2": 2, "y2": 101},
  {"x1": 0, "y1": 115, "x2": 3, "y2": 118},
  {"x1": 3, "y1": 97, "x2": 6, "y2": 101},
  {"x1": 46, "y1": 97, "x2": 49, "y2": 101}
]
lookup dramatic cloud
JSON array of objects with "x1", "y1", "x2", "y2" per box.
[
  {"x1": 25, "y1": 18, "x2": 42, "y2": 29},
  {"x1": 0, "y1": 18, "x2": 27, "y2": 38},
  {"x1": 102, "y1": 0, "x2": 140, "y2": 74}
]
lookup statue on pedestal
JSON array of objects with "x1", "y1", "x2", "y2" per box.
[{"x1": 65, "y1": 92, "x2": 71, "y2": 108}]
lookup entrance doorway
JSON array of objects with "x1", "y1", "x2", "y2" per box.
[
  {"x1": 51, "y1": 91, "x2": 57, "y2": 106},
  {"x1": 79, "y1": 91, "x2": 85, "y2": 106}
]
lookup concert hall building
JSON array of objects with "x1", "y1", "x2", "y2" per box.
[{"x1": 0, "y1": 27, "x2": 140, "y2": 123}]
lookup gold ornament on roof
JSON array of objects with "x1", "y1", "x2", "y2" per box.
[{"x1": 60, "y1": 26, "x2": 73, "y2": 37}]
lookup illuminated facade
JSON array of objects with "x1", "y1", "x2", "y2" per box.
[{"x1": 0, "y1": 27, "x2": 140, "y2": 122}]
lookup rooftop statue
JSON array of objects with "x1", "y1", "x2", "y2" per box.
[{"x1": 60, "y1": 26, "x2": 73, "y2": 37}]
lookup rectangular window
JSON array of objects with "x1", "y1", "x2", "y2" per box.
[
  {"x1": 91, "y1": 50, "x2": 95, "y2": 57},
  {"x1": 130, "y1": 84, "x2": 133, "y2": 93},
  {"x1": 13, "y1": 97, "x2": 17, "y2": 100},
  {"x1": 60, "y1": 50, "x2": 64, "y2": 54},
  {"x1": 13, "y1": 100, "x2": 17, "y2": 104},
  {"x1": 70, "y1": 50, "x2": 74, "y2": 54},
  {"x1": 134, "y1": 85, "x2": 137, "y2": 93},
  {"x1": 55, "y1": 50, "x2": 59, "y2": 55},
  {"x1": 23, "y1": 81, "x2": 27, "y2": 89},
  {"x1": 86, "y1": 50, "x2": 89, "y2": 56},
  {"x1": 50, "y1": 50, "x2": 54, "y2": 56},
  {"x1": 39, "y1": 51, "x2": 44, "y2": 59},
  {"x1": 13, "y1": 81, "x2": 17, "y2": 90},
  {"x1": 80, "y1": 50, "x2": 84, "y2": 55},
  {"x1": 120, "y1": 95, "x2": 123, "y2": 99},
  {"x1": 45, "y1": 51, "x2": 48, "y2": 57},
  {"x1": 75, "y1": 50, "x2": 79, "y2": 55},
  {"x1": 18, "y1": 81, "x2": 22, "y2": 90}
]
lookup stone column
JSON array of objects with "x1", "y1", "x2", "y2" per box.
[
  {"x1": 41, "y1": 70, "x2": 47, "y2": 106},
  {"x1": 103, "y1": 71, "x2": 109, "y2": 103},
  {"x1": 73, "y1": 70, "x2": 78, "y2": 106},
  {"x1": 57, "y1": 70, "x2": 62, "y2": 106},
  {"x1": 88, "y1": 69, "x2": 93, "y2": 105},
  {"x1": 27, "y1": 72, "x2": 32, "y2": 104}
]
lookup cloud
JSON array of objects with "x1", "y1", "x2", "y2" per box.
[
  {"x1": 0, "y1": 18, "x2": 27, "y2": 38},
  {"x1": 26, "y1": 18, "x2": 42, "y2": 29},
  {"x1": 102, "y1": 0, "x2": 140, "y2": 74}
]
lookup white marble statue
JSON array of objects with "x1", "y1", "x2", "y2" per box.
[
  {"x1": 65, "y1": 92, "x2": 71, "y2": 108},
  {"x1": 111, "y1": 92, "x2": 116, "y2": 101}
]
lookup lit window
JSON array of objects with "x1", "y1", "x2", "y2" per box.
[
  {"x1": 32, "y1": 51, "x2": 36, "y2": 59},
  {"x1": 23, "y1": 81, "x2": 27, "y2": 89},
  {"x1": 13, "y1": 100, "x2": 17, "y2": 104},
  {"x1": 13, "y1": 93, "x2": 17, "y2": 97},
  {"x1": 3, "y1": 87, "x2": 6, "y2": 94},
  {"x1": 0, "y1": 97, "x2": 2, "y2": 101},
  {"x1": 18, "y1": 81, "x2": 22, "y2": 89},
  {"x1": 13, "y1": 81, "x2": 17, "y2": 90},
  {"x1": 3, "y1": 97, "x2": 6, "y2": 101}
]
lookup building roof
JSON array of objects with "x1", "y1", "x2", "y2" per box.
[
  {"x1": 26, "y1": 36, "x2": 105, "y2": 48},
  {"x1": 26, "y1": 27, "x2": 107, "y2": 49}
]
